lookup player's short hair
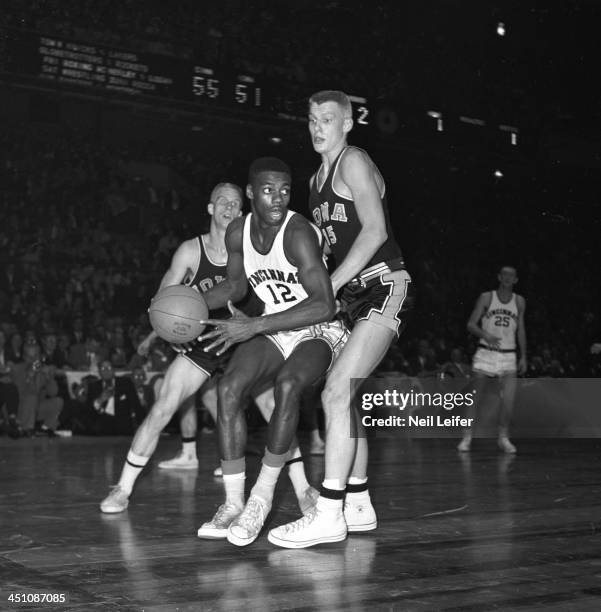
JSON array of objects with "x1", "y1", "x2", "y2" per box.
[
  {"x1": 309, "y1": 90, "x2": 353, "y2": 118},
  {"x1": 499, "y1": 265, "x2": 518, "y2": 276},
  {"x1": 210, "y1": 182, "x2": 243, "y2": 203},
  {"x1": 248, "y1": 157, "x2": 291, "y2": 185}
]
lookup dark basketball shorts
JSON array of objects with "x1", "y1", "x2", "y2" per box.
[
  {"x1": 340, "y1": 260, "x2": 415, "y2": 336},
  {"x1": 172, "y1": 337, "x2": 232, "y2": 378}
]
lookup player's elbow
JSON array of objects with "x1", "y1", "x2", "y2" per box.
[
  {"x1": 371, "y1": 226, "x2": 387, "y2": 248},
  {"x1": 317, "y1": 297, "x2": 336, "y2": 322}
]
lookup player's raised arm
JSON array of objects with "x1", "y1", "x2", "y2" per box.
[
  {"x1": 200, "y1": 217, "x2": 248, "y2": 311},
  {"x1": 157, "y1": 239, "x2": 196, "y2": 290},
  {"x1": 329, "y1": 148, "x2": 388, "y2": 294}
]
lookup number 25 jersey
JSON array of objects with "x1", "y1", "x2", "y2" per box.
[{"x1": 243, "y1": 211, "x2": 312, "y2": 315}]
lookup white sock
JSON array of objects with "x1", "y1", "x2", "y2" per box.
[
  {"x1": 182, "y1": 440, "x2": 196, "y2": 457},
  {"x1": 223, "y1": 472, "x2": 245, "y2": 508},
  {"x1": 250, "y1": 464, "x2": 282, "y2": 507},
  {"x1": 346, "y1": 476, "x2": 370, "y2": 504},
  {"x1": 118, "y1": 451, "x2": 150, "y2": 495}
]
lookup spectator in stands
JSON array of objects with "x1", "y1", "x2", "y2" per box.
[
  {"x1": 131, "y1": 366, "x2": 153, "y2": 418},
  {"x1": 10, "y1": 342, "x2": 63, "y2": 436},
  {"x1": 76, "y1": 360, "x2": 143, "y2": 435},
  {"x1": 0, "y1": 329, "x2": 21, "y2": 437},
  {"x1": 407, "y1": 339, "x2": 439, "y2": 377},
  {"x1": 6, "y1": 331, "x2": 24, "y2": 364},
  {"x1": 441, "y1": 347, "x2": 472, "y2": 379}
]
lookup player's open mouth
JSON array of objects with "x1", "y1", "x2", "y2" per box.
[{"x1": 313, "y1": 138, "x2": 324, "y2": 145}]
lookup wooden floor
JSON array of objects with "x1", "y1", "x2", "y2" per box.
[{"x1": 2, "y1": 431, "x2": 601, "y2": 611}]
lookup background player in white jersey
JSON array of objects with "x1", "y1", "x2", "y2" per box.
[
  {"x1": 268, "y1": 90, "x2": 414, "y2": 549},
  {"x1": 458, "y1": 265, "x2": 527, "y2": 453},
  {"x1": 195, "y1": 157, "x2": 348, "y2": 546},
  {"x1": 99, "y1": 183, "x2": 314, "y2": 514}
]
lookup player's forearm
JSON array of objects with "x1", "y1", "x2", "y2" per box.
[
  {"x1": 330, "y1": 227, "x2": 387, "y2": 294},
  {"x1": 143, "y1": 330, "x2": 158, "y2": 344},
  {"x1": 518, "y1": 328, "x2": 527, "y2": 357},
  {"x1": 203, "y1": 279, "x2": 246, "y2": 311},
  {"x1": 467, "y1": 323, "x2": 487, "y2": 340},
  {"x1": 254, "y1": 297, "x2": 335, "y2": 335}
]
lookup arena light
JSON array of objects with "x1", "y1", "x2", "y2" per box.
[
  {"x1": 499, "y1": 124, "x2": 519, "y2": 146},
  {"x1": 269, "y1": 137, "x2": 282, "y2": 144},
  {"x1": 494, "y1": 169, "x2": 504, "y2": 178},
  {"x1": 497, "y1": 22, "x2": 506, "y2": 36},
  {"x1": 427, "y1": 111, "x2": 443, "y2": 132}
]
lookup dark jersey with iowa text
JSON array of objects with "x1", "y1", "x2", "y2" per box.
[
  {"x1": 308, "y1": 146, "x2": 402, "y2": 268},
  {"x1": 184, "y1": 235, "x2": 229, "y2": 319}
]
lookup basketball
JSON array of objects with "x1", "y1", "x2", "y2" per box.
[{"x1": 148, "y1": 285, "x2": 209, "y2": 344}]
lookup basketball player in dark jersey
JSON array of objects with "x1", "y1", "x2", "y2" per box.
[
  {"x1": 100, "y1": 183, "x2": 316, "y2": 514},
  {"x1": 195, "y1": 158, "x2": 348, "y2": 546},
  {"x1": 268, "y1": 91, "x2": 415, "y2": 548}
]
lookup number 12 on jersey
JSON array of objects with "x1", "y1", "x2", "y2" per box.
[{"x1": 266, "y1": 283, "x2": 297, "y2": 305}]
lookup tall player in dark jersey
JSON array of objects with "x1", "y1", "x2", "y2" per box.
[
  {"x1": 268, "y1": 91, "x2": 415, "y2": 548},
  {"x1": 100, "y1": 183, "x2": 315, "y2": 514}
]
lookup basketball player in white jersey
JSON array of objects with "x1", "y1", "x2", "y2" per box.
[
  {"x1": 195, "y1": 157, "x2": 348, "y2": 546},
  {"x1": 100, "y1": 183, "x2": 316, "y2": 514},
  {"x1": 458, "y1": 266, "x2": 527, "y2": 453},
  {"x1": 267, "y1": 90, "x2": 414, "y2": 548}
]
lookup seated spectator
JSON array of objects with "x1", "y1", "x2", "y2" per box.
[
  {"x1": 441, "y1": 348, "x2": 472, "y2": 379},
  {"x1": 10, "y1": 342, "x2": 63, "y2": 437},
  {"x1": 67, "y1": 334, "x2": 108, "y2": 371},
  {"x1": 407, "y1": 339, "x2": 439, "y2": 377},
  {"x1": 40, "y1": 332, "x2": 68, "y2": 368},
  {"x1": 130, "y1": 366, "x2": 153, "y2": 418},
  {"x1": 6, "y1": 331, "x2": 24, "y2": 364},
  {"x1": 74, "y1": 360, "x2": 144, "y2": 435},
  {"x1": 0, "y1": 329, "x2": 21, "y2": 438}
]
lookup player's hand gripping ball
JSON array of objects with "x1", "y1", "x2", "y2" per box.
[{"x1": 148, "y1": 285, "x2": 208, "y2": 344}]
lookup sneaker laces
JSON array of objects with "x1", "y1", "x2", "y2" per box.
[
  {"x1": 212, "y1": 502, "x2": 239, "y2": 525},
  {"x1": 236, "y1": 497, "x2": 267, "y2": 532},
  {"x1": 281, "y1": 508, "x2": 319, "y2": 533}
]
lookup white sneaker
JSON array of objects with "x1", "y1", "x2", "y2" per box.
[
  {"x1": 268, "y1": 508, "x2": 347, "y2": 549},
  {"x1": 226, "y1": 496, "x2": 270, "y2": 547},
  {"x1": 498, "y1": 436, "x2": 517, "y2": 454},
  {"x1": 197, "y1": 503, "x2": 242, "y2": 539},
  {"x1": 100, "y1": 485, "x2": 130, "y2": 513},
  {"x1": 158, "y1": 452, "x2": 199, "y2": 470},
  {"x1": 213, "y1": 465, "x2": 223, "y2": 477},
  {"x1": 298, "y1": 486, "x2": 320, "y2": 515},
  {"x1": 457, "y1": 438, "x2": 471, "y2": 452},
  {"x1": 344, "y1": 497, "x2": 377, "y2": 532}
]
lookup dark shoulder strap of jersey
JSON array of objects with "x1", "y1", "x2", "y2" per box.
[{"x1": 185, "y1": 236, "x2": 202, "y2": 286}]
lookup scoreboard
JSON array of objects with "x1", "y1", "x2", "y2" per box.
[{"x1": 0, "y1": 28, "x2": 371, "y2": 126}]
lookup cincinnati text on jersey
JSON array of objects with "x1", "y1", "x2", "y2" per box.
[{"x1": 247, "y1": 269, "x2": 300, "y2": 289}]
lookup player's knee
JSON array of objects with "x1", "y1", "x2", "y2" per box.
[
  {"x1": 149, "y1": 388, "x2": 181, "y2": 425},
  {"x1": 274, "y1": 373, "x2": 303, "y2": 401},
  {"x1": 217, "y1": 376, "x2": 246, "y2": 420}
]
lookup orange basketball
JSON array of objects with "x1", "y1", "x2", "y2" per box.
[{"x1": 148, "y1": 285, "x2": 209, "y2": 344}]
